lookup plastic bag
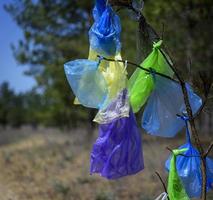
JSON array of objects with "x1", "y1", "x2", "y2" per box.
[
  {"x1": 165, "y1": 121, "x2": 213, "y2": 198},
  {"x1": 89, "y1": 49, "x2": 127, "y2": 104},
  {"x1": 64, "y1": 59, "x2": 108, "y2": 109},
  {"x1": 93, "y1": 88, "x2": 130, "y2": 124},
  {"x1": 90, "y1": 109, "x2": 144, "y2": 179},
  {"x1": 74, "y1": 43, "x2": 127, "y2": 106},
  {"x1": 142, "y1": 75, "x2": 202, "y2": 137},
  {"x1": 154, "y1": 192, "x2": 168, "y2": 200},
  {"x1": 128, "y1": 40, "x2": 174, "y2": 113},
  {"x1": 89, "y1": 6, "x2": 121, "y2": 57},
  {"x1": 93, "y1": 0, "x2": 106, "y2": 21},
  {"x1": 167, "y1": 149, "x2": 190, "y2": 200}
]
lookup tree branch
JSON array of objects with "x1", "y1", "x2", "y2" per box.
[
  {"x1": 97, "y1": 55, "x2": 178, "y2": 83},
  {"x1": 205, "y1": 141, "x2": 213, "y2": 157},
  {"x1": 111, "y1": 3, "x2": 209, "y2": 199},
  {"x1": 155, "y1": 171, "x2": 169, "y2": 200}
]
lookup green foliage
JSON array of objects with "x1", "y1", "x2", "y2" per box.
[
  {"x1": 143, "y1": 0, "x2": 213, "y2": 72},
  {"x1": 0, "y1": 82, "x2": 15, "y2": 127},
  {"x1": 0, "y1": 82, "x2": 43, "y2": 128},
  {"x1": 5, "y1": 0, "x2": 94, "y2": 127}
]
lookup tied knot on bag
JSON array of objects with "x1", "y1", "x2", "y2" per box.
[
  {"x1": 146, "y1": 67, "x2": 156, "y2": 80},
  {"x1": 153, "y1": 40, "x2": 163, "y2": 49},
  {"x1": 177, "y1": 114, "x2": 189, "y2": 122},
  {"x1": 172, "y1": 148, "x2": 188, "y2": 157},
  {"x1": 177, "y1": 114, "x2": 191, "y2": 143}
]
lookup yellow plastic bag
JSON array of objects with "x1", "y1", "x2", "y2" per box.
[{"x1": 74, "y1": 49, "x2": 127, "y2": 107}]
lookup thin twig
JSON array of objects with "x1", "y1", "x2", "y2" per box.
[
  {"x1": 205, "y1": 141, "x2": 213, "y2": 157},
  {"x1": 155, "y1": 171, "x2": 169, "y2": 200},
  {"x1": 98, "y1": 55, "x2": 178, "y2": 83},
  {"x1": 161, "y1": 22, "x2": 165, "y2": 40}
]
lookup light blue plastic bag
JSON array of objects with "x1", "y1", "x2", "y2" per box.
[
  {"x1": 142, "y1": 75, "x2": 202, "y2": 137},
  {"x1": 64, "y1": 59, "x2": 108, "y2": 109}
]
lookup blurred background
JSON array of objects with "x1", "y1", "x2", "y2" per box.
[{"x1": 0, "y1": 0, "x2": 213, "y2": 199}]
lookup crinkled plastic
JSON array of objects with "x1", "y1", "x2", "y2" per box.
[
  {"x1": 93, "y1": 89, "x2": 130, "y2": 124},
  {"x1": 165, "y1": 122, "x2": 213, "y2": 198},
  {"x1": 74, "y1": 1, "x2": 124, "y2": 105},
  {"x1": 73, "y1": 49, "x2": 111, "y2": 105},
  {"x1": 142, "y1": 75, "x2": 202, "y2": 137},
  {"x1": 154, "y1": 192, "x2": 168, "y2": 200},
  {"x1": 167, "y1": 149, "x2": 190, "y2": 200},
  {"x1": 101, "y1": 59, "x2": 127, "y2": 106},
  {"x1": 64, "y1": 59, "x2": 108, "y2": 109},
  {"x1": 89, "y1": 49, "x2": 127, "y2": 104},
  {"x1": 89, "y1": 6, "x2": 121, "y2": 57},
  {"x1": 128, "y1": 40, "x2": 174, "y2": 113},
  {"x1": 93, "y1": 0, "x2": 106, "y2": 21},
  {"x1": 90, "y1": 109, "x2": 144, "y2": 179},
  {"x1": 74, "y1": 48, "x2": 127, "y2": 106}
]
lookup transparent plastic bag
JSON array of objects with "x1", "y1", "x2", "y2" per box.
[
  {"x1": 101, "y1": 58, "x2": 127, "y2": 106},
  {"x1": 165, "y1": 122, "x2": 213, "y2": 198},
  {"x1": 89, "y1": 6, "x2": 121, "y2": 57},
  {"x1": 142, "y1": 76, "x2": 202, "y2": 137},
  {"x1": 90, "y1": 109, "x2": 144, "y2": 179},
  {"x1": 89, "y1": 49, "x2": 127, "y2": 104},
  {"x1": 93, "y1": 88, "x2": 130, "y2": 124},
  {"x1": 128, "y1": 40, "x2": 174, "y2": 113},
  {"x1": 167, "y1": 149, "x2": 190, "y2": 200},
  {"x1": 64, "y1": 59, "x2": 108, "y2": 109},
  {"x1": 74, "y1": 50, "x2": 127, "y2": 107}
]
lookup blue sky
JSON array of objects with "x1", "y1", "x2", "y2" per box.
[{"x1": 0, "y1": 0, "x2": 36, "y2": 93}]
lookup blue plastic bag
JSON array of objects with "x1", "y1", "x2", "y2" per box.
[
  {"x1": 93, "y1": 0, "x2": 106, "y2": 21},
  {"x1": 64, "y1": 59, "x2": 108, "y2": 109},
  {"x1": 165, "y1": 120, "x2": 213, "y2": 198},
  {"x1": 89, "y1": 6, "x2": 121, "y2": 57},
  {"x1": 142, "y1": 75, "x2": 202, "y2": 137},
  {"x1": 90, "y1": 109, "x2": 144, "y2": 179}
]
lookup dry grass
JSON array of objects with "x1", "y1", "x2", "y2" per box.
[{"x1": 0, "y1": 127, "x2": 212, "y2": 200}]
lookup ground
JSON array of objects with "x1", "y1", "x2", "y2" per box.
[{"x1": 0, "y1": 127, "x2": 212, "y2": 200}]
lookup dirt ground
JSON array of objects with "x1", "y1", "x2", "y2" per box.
[{"x1": 0, "y1": 127, "x2": 212, "y2": 200}]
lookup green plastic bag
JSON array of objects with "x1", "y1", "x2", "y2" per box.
[
  {"x1": 128, "y1": 40, "x2": 174, "y2": 113},
  {"x1": 168, "y1": 149, "x2": 190, "y2": 200}
]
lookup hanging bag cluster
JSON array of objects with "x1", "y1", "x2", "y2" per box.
[
  {"x1": 64, "y1": 0, "x2": 144, "y2": 180},
  {"x1": 63, "y1": 2, "x2": 213, "y2": 198}
]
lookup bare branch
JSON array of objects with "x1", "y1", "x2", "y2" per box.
[
  {"x1": 97, "y1": 55, "x2": 178, "y2": 83},
  {"x1": 155, "y1": 171, "x2": 169, "y2": 200},
  {"x1": 205, "y1": 141, "x2": 213, "y2": 157}
]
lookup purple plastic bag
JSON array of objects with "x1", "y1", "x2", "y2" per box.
[{"x1": 90, "y1": 109, "x2": 144, "y2": 179}]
